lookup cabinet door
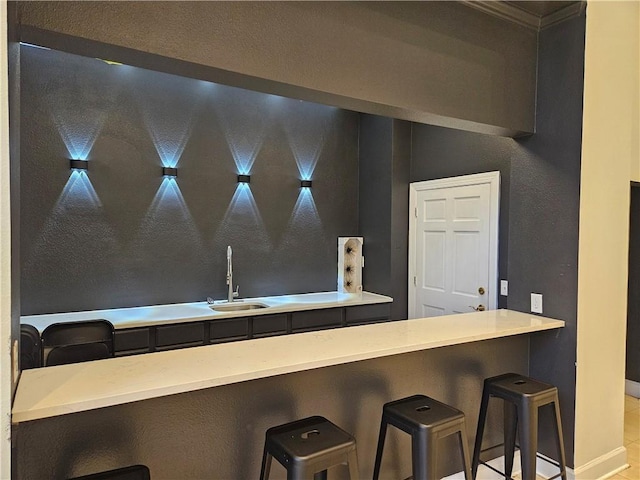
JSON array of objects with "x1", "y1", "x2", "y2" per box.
[
  {"x1": 114, "y1": 328, "x2": 150, "y2": 356},
  {"x1": 291, "y1": 308, "x2": 343, "y2": 332},
  {"x1": 252, "y1": 314, "x2": 288, "y2": 338},
  {"x1": 155, "y1": 323, "x2": 205, "y2": 350},
  {"x1": 209, "y1": 317, "x2": 249, "y2": 344},
  {"x1": 345, "y1": 304, "x2": 391, "y2": 326}
]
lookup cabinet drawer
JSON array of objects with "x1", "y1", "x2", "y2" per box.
[
  {"x1": 209, "y1": 317, "x2": 249, "y2": 343},
  {"x1": 252, "y1": 314, "x2": 288, "y2": 338},
  {"x1": 156, "y1": 322, "x2": 205, "y2": 348},
  {"x1": 345, "y1": 303, "x2": 391, "y2": 325},
  {"x1": 114, "y1": 328, "x2": 150, "y2": 352},
  {"x1": 291, "y1": 308, "x2": 343, "y2": 332}
]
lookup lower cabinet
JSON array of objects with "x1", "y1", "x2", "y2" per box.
[
  {"x1": 114, "y1": 303, "x2": 392, "y2": 356},
  {"x1": 114, "y1": 328, "x2": 150, "y2": 357},
  {"x1": 345, "y1": 303, "x2": 391, "y2": 325},
  {"x1": 210, "y1": 317, "x2": 249, "y2": 344},
  {"x1": 156, "y1": 323, "x2": 205, "y2": 351},
  {"x1": 291, "y1": 308, "x2": 343, "y2": 332},
  {"x1": 252, "y1": 314, "x2": 288, "y2": 338}
]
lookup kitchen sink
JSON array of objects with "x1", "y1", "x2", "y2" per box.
[{"x1": 209, "y1": 302, "x2": 269, "y2": 312}]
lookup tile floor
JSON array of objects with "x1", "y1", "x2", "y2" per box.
[{"x1": 609, "y1": 395, "x2": 640, "y2": 480}]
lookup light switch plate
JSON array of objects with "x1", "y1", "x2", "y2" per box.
[
  {"x1": 531, "y1": 293, "x2": 543, "y2": 314},
  {"x1": 500, "y1": 280, "x2": 508, "y2": 296}
]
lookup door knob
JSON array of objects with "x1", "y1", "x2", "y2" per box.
[{"x1": 469, "y1": 304, "x2": 486, "y2": 312}]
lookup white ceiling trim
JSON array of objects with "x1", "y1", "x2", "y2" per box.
[
  {"x1": 463, "y1": 1, "x2": 585, "y2": 31},
  {"x1": 540, "y1": 2, "x2": 586, "y2": 30}
]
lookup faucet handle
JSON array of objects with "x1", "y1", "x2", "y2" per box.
[{"x1": 233, "y1": 285, "x2": 239, "y2": 298}]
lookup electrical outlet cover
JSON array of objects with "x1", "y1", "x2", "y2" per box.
[{"x1": 531, "y1": 293, "x2": 543, "y2": 314}]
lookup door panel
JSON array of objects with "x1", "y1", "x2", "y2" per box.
[{"x1": 411, "y1": 175, "x2": 497, "y2": 318}]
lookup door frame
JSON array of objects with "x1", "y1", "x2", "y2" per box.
[{"x1": 408, "y1": 171, "x2": 500, "y2": 318}]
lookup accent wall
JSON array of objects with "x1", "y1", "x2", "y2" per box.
[{"x1": 20, "y1": 46, "x2": 359, "y2": 315}]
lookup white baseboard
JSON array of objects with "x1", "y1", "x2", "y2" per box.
[
  {"x1": 625, "y1": 379, "x2": 640, "y2": 398},
  {"x1": 573, "y1": 446, "x2": 628, "y2": 480}
]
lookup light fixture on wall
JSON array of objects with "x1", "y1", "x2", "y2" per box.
[
  {"x1": 300, "y1": 180, "x2": 313, "y2": 188},
  {"x1": 70, "y1": 159, "x2": 88, "y2": 171},
  {"x1": 162, "y1": 167, "x2": 178, "y2": 177},
  {"x1": 237, "y1": 174, "x2": 251, "y2": 184}
]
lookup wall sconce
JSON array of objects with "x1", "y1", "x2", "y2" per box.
[
  {"x1": 70, "y1": 159, "x2": 88, "y2": 171},
  {"x1": 300, "y1": 180, "x2": 313, "y2": 188},
  {"x1": 162, "y1": 167, "x2": 178, "y2": 177},
  {"x1": 237, "y1": 174, "x2": 251, "y2": 184}
]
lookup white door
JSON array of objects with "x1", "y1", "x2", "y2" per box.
[{"x1": 408, "y1": 172, "x2": 499, "y2": 318}]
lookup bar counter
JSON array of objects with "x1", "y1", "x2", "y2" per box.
[{"x1": 12, "y1": 309, "x2": 564, "y2": 424}]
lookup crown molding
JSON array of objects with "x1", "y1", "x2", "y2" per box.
[
  {"x1": 463, "y1": 1, "x2": 585, "y2": 32},
  {"x1": 540, "y1": 2, "x2": 585, "y2": 30}
]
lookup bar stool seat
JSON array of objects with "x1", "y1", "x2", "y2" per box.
[
  {"x1": 68, "y1": 464, "x2": 150, "y2": 479},
  {"x1": 259, "y1": 416, "x2": 359, "y2": 480},
  {"x1": 471, "y1": 373, "x2": 567, "y2": 480},
  {"x1": 373, "y1": 394, "x2": 472, "y2": 480}
]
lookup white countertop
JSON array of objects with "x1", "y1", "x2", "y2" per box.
[
  {"x1": 12, "y1": 309, "x2": 564, "y2": 423},
  {"x1": 21, "y1": 291, "x2": 393, "y2": 331}
]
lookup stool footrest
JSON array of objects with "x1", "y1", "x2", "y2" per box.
[
  {"x1": 478, "y1": 451, "x2": 563, "y2": 479},
  {"x1": 478, "y1": 460, "x2": 515, "y2": 480}
]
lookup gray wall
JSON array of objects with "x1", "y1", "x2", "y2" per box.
[
  {"x1": 405, "y1": 12, "x2": 585, "y2": 465},
  {"x1": 509, "y1": 14, "x2": 585, "y2": 465},
  {"x1": 627, "y1": 186, "x2": 640, "y2": 382},
  {"x1": 14, "y1": 336, "x2": 529, "y2": 479},
  {"x1": 17, "y1": 1, "x2": 538, "y2": 136},
  {"x1": 410, "y1": 124, "x2": 513, "y2": 309},
  {"x1": 358, "y1": 116, "x2": 410, "y2": 320},
  {"x1": 20, "y1": 46, "x2": 359, "y2": 315}
]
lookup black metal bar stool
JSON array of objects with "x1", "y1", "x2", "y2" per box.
[
  {"x1": 471, "y1": 373, "x2": 567, "y2": 480},
  {"x1": 372, "y1": 394, "x2": 472, "y2": 480},
  {"x1": 259, "y1": 416, "x2": 359, "y2": 480}
]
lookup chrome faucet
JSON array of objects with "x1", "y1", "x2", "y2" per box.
[{"x1": 226, "y1": 245, "x2": 239, "y2": 303}]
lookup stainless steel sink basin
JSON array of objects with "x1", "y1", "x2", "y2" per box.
[{"x1": 209, "y1": 302, "x2": 269, "y2": 312}]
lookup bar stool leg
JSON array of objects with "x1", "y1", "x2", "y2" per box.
[
  {"x1": 372, "y1": 417, "x2": 388, "y2": 480},
  {"x1": 472, "y1": 388, "x2": 491, "y2": 479},
  {"x1": 517, "y1": 404, "x2": 538, "y2": 480},
  {"x1": 412, "y1": 430, "x2": 430, "y2": 480},
  {"x1": 504, "y1": 401, "x2": 518, "y2": 479},
  {"x1": 259, "y1": 449, "x2": 272, "y2": 480},
  {"x1": 426, "y1": 432, "x2": 438, "y2": 480},
  {"x1": 551, "y1": 400, "x2": 568, "y2": 480},
  {"x1": 458, "y1": 425, "x2": 473, "y2": 480},
  {"x1": 288, "y1": 464, "x2": 314, "y2": 480},
  {"x1": 347, "y1": 449, "x2": 360, "y2": 480}
]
